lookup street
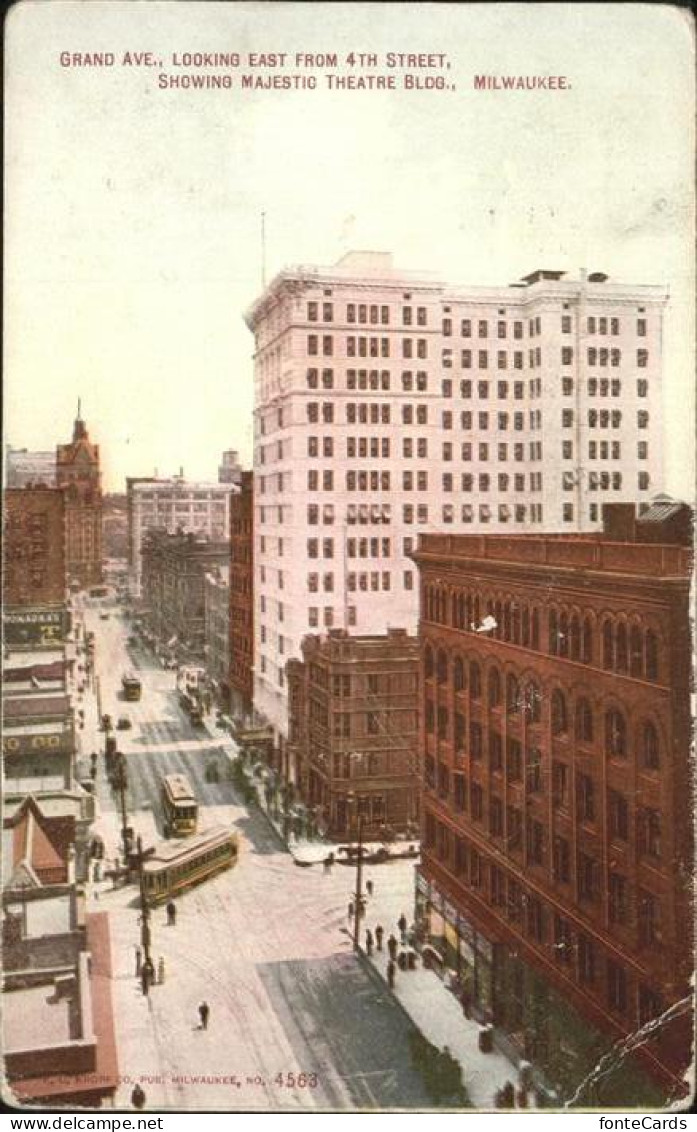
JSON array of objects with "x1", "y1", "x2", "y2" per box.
[{"x1": 79, "y1": 599, "x2": 447, "y2": 1111}]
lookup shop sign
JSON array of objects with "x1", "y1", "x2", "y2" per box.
[
  {"x1": 3, "y1": 730, "x2": 71, "y2": 757},
  {"x1": 4, "y1": 608, "x2": 71, "y2": 646}
]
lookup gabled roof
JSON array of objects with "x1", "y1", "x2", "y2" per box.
[{"x1": 3, "y1": 796, "x2": 74, "y2": 886}]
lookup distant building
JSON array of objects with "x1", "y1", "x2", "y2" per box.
[
  {"x1": 141, "y1": 530, "x2": 230, "y2": 659},
  {"x1": 247, "y1": 251, "x2": 667, "y2": 758},
  {"x1": 102, "y1": 493, "x2": 128, "y2": 560},
  {"x1": 286, "y1": 628, "x2": 420, "y2": 838},
  {"x1": 4, "y1": 487, "x2": 67, "y2": 609},
  {"x1": 229, "y1": 471, "x2": 254, "y2": 716},
  {"x1": 204, "y1": 565, "x2": 230, "y2": 702},
  {"x1": 218, "y1": 449, "x2": 243, "y2": 485},
  {"x1": 412, "y1": 507, "x2": 693, "y2": 1104},
  {"x1": 56, "y1": 409, "x2": 103, "y2": 590},
  {"x1": 127, "y1": 475, "x2": 233, "y2": 596},
  {"x1": 5, "y1": 447, "x2": 56, "y2": 488}
]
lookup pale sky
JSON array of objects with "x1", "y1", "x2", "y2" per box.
[{"x1": 5, "y1": 2, "x2": 694, "y2": 495}]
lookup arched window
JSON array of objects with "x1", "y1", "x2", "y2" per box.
[
  {"x1": 488, "y1": 668, "x2": 502, "y2": 708},
  {"x1": 470, "y1": 661, "x2": 481, "y2": 701},
  {"x1": 646, "y1": 631, "x2": 659, "y2": 680},
  {"x1": 583, "y1": 617, "x2": 593, "y2": 665},
  {"x1": 522, "y1": 607, "x2": 530, "y2": 648},
  {"x1": 495, "y1": 601, "x2": 503, "y2": 640},
  {"x1": 569, "y1": 616, "x2": 581, "y2": 661},
  {"x1": 512, "y1": 605, "x2": 521, "y2": 644},
  {"x1": 575, "y1": 698, "x2": 593, "y2": 743},
  {"x1": 551, "y1": 689, "x2": 568, "y2": 735},
  {"x1": 466, "y1": 595, "x2": 474, "y2": 629},
  {"x1": 531, "y1": 609, "x2": 540, "y2": 650},
  {"x1": 642, "y1": 721, "x2": 660, "y2": 769},
  {"x1": 503, "y1": 602, "x2": 512, "y2": 642},
  {"x1": 629, "y1": 625, "x2": 643, "y2": 677},
  {"x1": 549, "y1": 609, "x2": 558, "y2": 655},
  {"x1": 525, "y1": 681, "x2": 542, "y2": 724},
  {"x1": 436, "y1": 649, "x2": 448, "y2": 684},
  {"x1": 558, "y1": 612, "x2": 569, "y2": 658},
  {"x1": 605, "y1": 709, "x2": 627, "y2": 759},
  {"x1": 424, "y1": 645, "x2": 434, "y2": 679},
  {"x1": 506, "y1": 675, "x2": 520, "y2": 714},
  {"x1": 616, "y1": 624, "x2": 628, "y2": 673},
  {"x1": 473, "y1": 594, "x2": 481, "y2": 628},
  {"x1": 453, "y1": 656, "x2": 466, "y2": 692},
  {"x1": 603, "y1": 621, "x2": 614, "y2": 670}
]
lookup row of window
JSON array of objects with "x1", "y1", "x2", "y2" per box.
[
  {"x1": 422, "y1": 603, "x2": 662, "y2": 682},
  {"x1": 424, "y1": 814, "x2": 662, "y2": 1020},
  {"x1": 426, "y1": 764, "x2": 662, "y2": 867},
  {"x1": 306, "y1": 402, "x2": 650, "y2": 433},
  {"x1": 306, "y1": 338, "x2": 650, "y2": 368},
  {"x1": 306, "y1": 369, "x2": 650, "y2": 400},
  {"x1": 561, "y1": 409, "x2": 649, "y2": 429},
  {"x1": 424, "y1": 689, "x2": 662, "y2": 771}
]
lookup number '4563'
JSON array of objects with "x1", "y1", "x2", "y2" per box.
[{"x1": 274, "y1": 1072, "x2": 318, "y2": 1089}]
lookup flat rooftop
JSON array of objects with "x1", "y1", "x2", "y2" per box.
[
  {"x1": 413, "y1": 534, "x2": 691, "y2": 580},
  {"x1": 3, "y1": 984, "x2": 73, "y2": 1050},
  {"x1": 3, "y1": 889, "x2": 73, "y2": 936}
]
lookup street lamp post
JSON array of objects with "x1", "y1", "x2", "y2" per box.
[
  {"x1": 113, "y1": 752, "x2": 131, "y2": 864},
  {"x1": 136, "y1": 835, "x2": 152, "y2": 965}
]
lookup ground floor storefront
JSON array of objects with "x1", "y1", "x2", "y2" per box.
[{"x1": 415, "y1": 871, "x2": 667, "y2": 1107}]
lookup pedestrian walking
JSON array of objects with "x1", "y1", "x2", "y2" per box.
[
  {"x1": 375, "y1": 925, "x2": 384, "y2": 951},
  {"x1": 135, "y1": 946, "x2": 142, "y2": 977},
  {"x1": 387, "y1": 959, "x2": 396, "y2": 989},
  {"x1": 131, "y1": 1084, "x2": 146, "y2": 1110},
  {"x1": 157, "y1": 956, "x2": 165, "y2": 984},
  {"x1": 166, "y1": 900, "x2": 177, "y2": 926},
  {"x1": 198, "y1": 1001, "x2": 210, "y2": 1030},
  {"x1": 348, "y1": 901, "x2": 354, "y2": 921},
  {"x1": 398, "y1": 913, "x2": 408, "y2": 942},
  {"x1": 365, "y1": 929, "x2": 374, "y2": 956},
  {"x1": 387, "y1": 933, "x2": 398, "y2": 961},
  {"x1": 366, "y1": 879, "x2": 374, "y2": 897},
  {"x1": 144, "y1": 957, "x2": 155, "y2": 988}
]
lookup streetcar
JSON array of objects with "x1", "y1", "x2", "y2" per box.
[
  {"x1": 161, "y1": 772, "x2": 198, "y2": 837},
  {"x1": 121, "y1": 672, "x2": 142, "y2": 702},
  {"x1": 141, "y1": 826, "x2": 238, "y2": 904}
]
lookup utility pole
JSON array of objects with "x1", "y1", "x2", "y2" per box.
[
  {"x1": 352, "y1": 808, "x2": 364, "y2": 952},
  {"x1": 113, "y1": 751, "x2": 131, "y2": 864},
  {"x1": 136, "y1": 836, "x2": 152, "y2": 965}
]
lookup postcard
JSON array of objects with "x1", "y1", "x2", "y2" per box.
[{"x1": 3, "y1": 0, "x2": 695, "y2": 1118}]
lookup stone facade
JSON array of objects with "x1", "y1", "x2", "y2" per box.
[{"x1": 247, "y1": 252, "x2": 666, "y2": 747}]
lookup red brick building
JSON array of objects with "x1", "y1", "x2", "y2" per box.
[
  {"x1": 286, "y1": 628, "x2": 420, "y2": 839},
  {"x1": 229, "y1": 471, "x2": 254, "y2": 714},
  {"x1": 56, "y1": 409, "x2": 103, "y2": 589},
  {"x1": 4, "y1": 487, "x2": 67, "y2": 607},
  {"x1": 413, "y1": 512, "x2": 692, "y2": 1104}
]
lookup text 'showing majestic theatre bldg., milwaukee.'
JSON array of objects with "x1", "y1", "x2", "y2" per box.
[
  {"x1": 413, "y1": 502, "x2": 693, "y2": 1106},
  {"x1": 245, "y1": 252, "x2": 666, "y2": 757}
]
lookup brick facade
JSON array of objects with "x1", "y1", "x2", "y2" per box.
[
  {"x1": 413, "y1": 522, "x2": 692, "y2": 1100},
  {"x1": 287, "y1": 628, "x2": 420, "y2": 840}
]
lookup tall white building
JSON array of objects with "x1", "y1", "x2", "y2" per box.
[
  {"x1": 127, "y1": 475, "x2": 233, "y2": 595},
  {"x1": 246, "y1": 252, "x2": 666, "y2": 743}
]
